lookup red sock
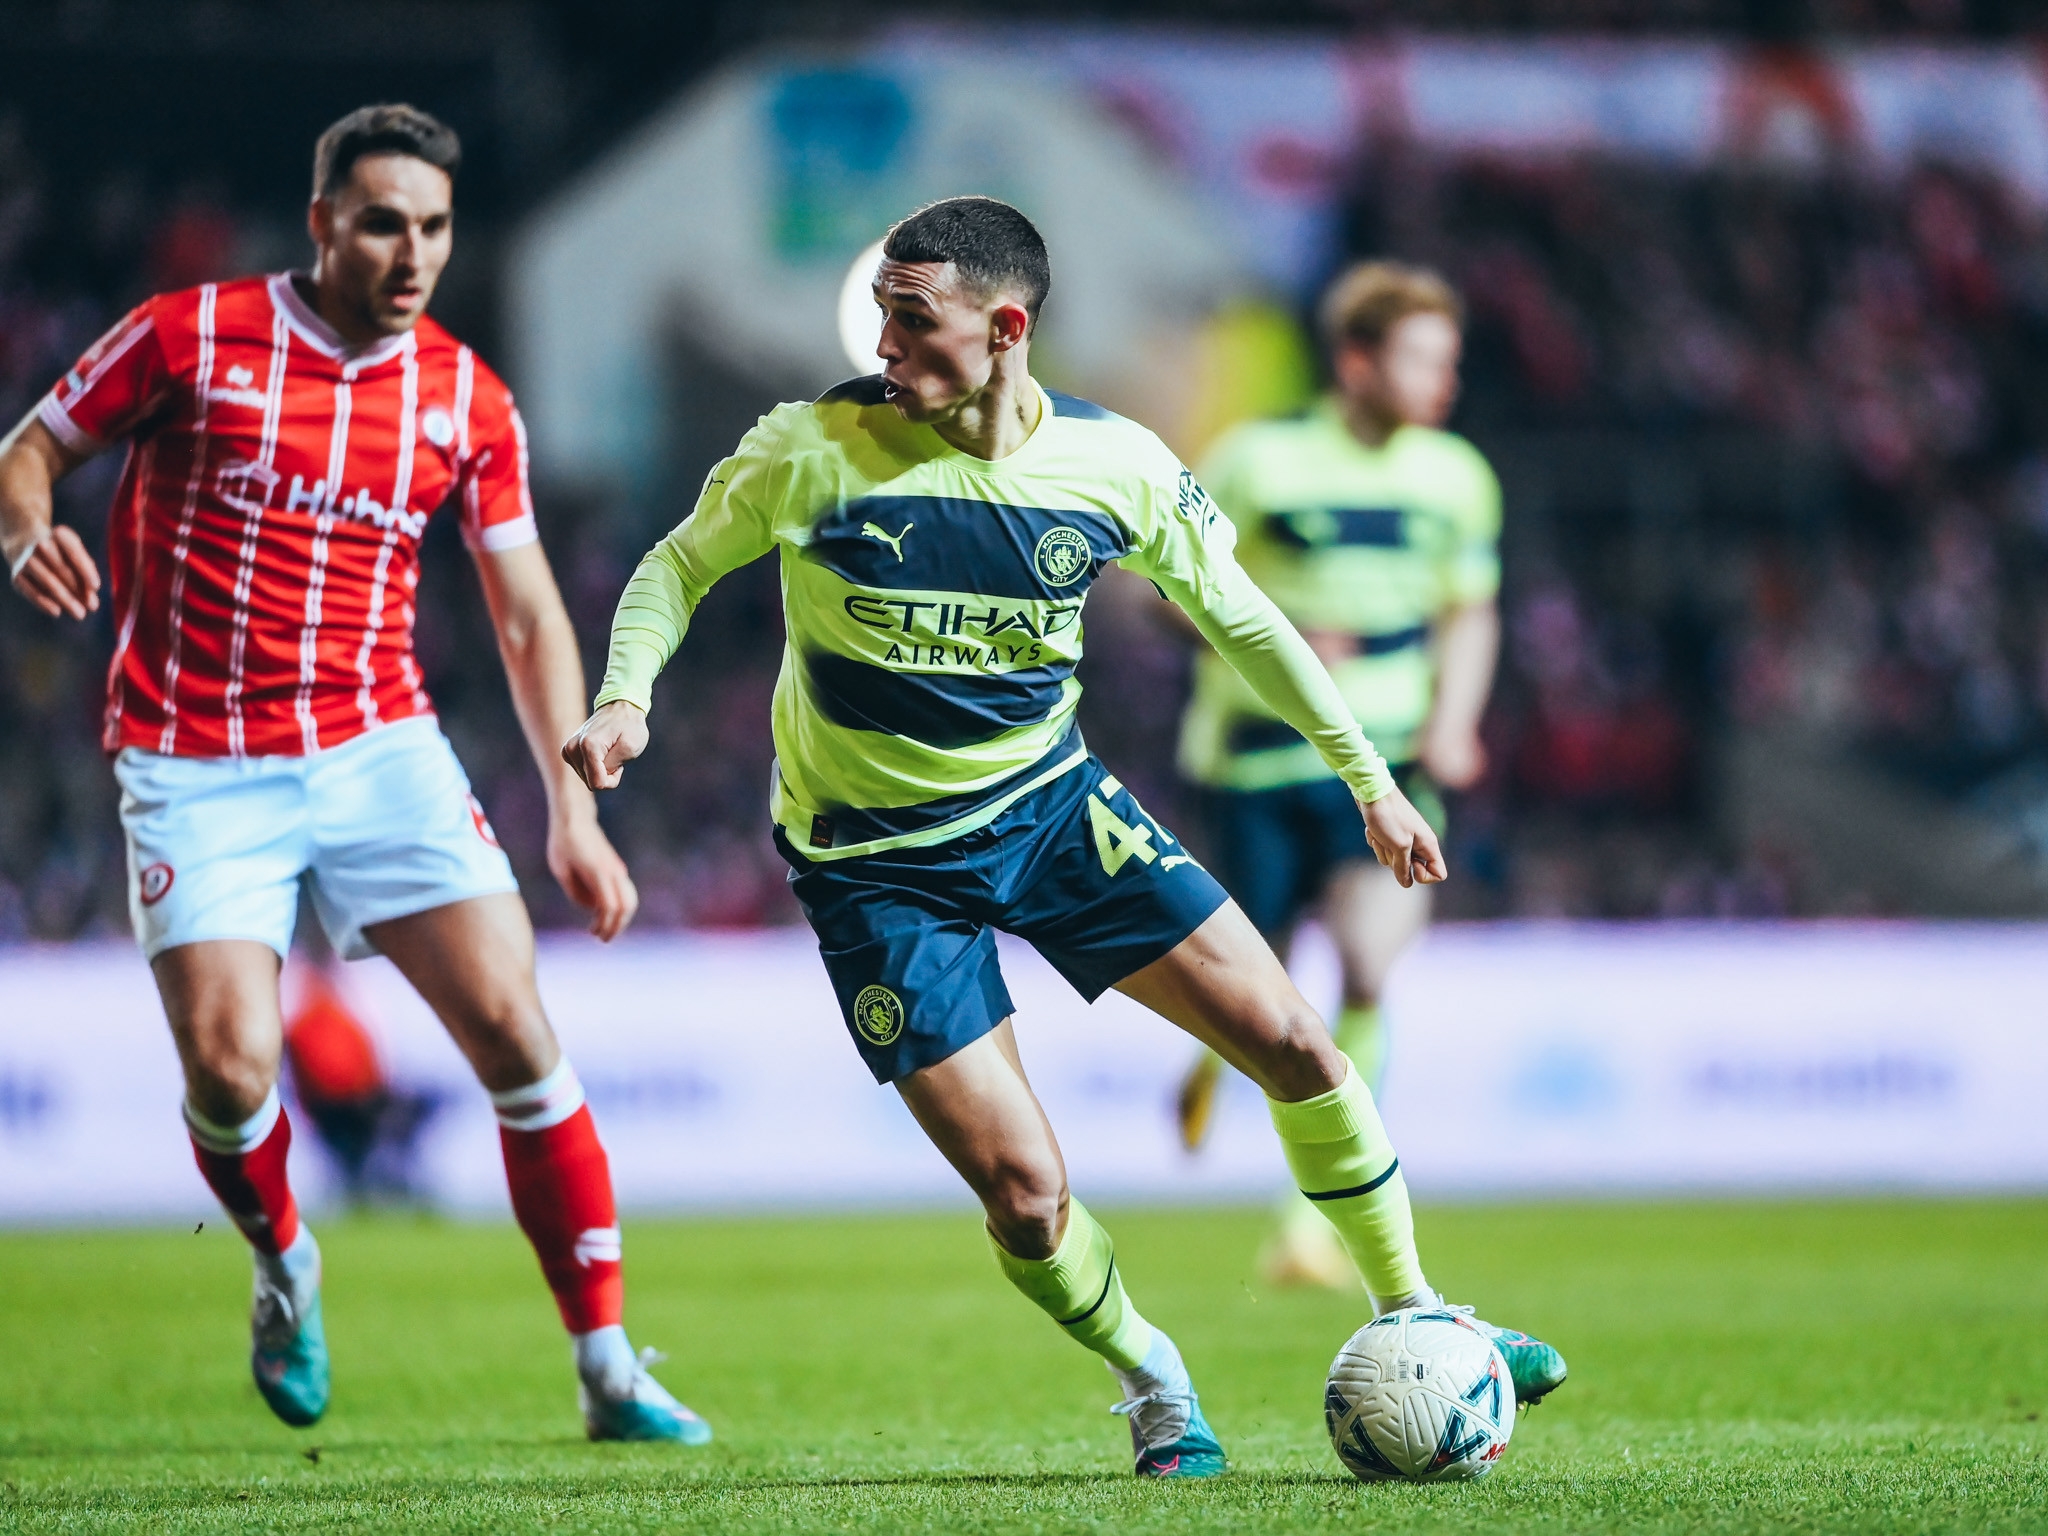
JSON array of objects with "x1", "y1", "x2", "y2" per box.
[
  {"x1": 500, "y1": 1104, "x2": 623, "y2": 1333},
  {"x1": 188, "y1": 1101, "x2": 301, "y2": 1256}
]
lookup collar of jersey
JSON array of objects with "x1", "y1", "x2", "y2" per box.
[
  {"x1": 1314, "y1": 395, "x2": 1410, "y2": 459},
  {"x1": 1310, "y1": 393, "x2": 1425, "y2": 460},
  {"x1": 915, "y1": 379, "x2": 1055, "y2": 475},
  {"x1": 270, "y1": 272, "x2": 412, "y2": 370}
]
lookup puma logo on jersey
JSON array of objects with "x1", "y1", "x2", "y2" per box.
[
  {"x1": 861, "y1": 521, "x2": 913, "y2": 561},
  {"x1": 573, "y1": 1226, "x2": 622, "y2": 1267}
]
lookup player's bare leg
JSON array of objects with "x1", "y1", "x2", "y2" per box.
[
  {"x1": 156, "y1": 941, "x2": 288, "y2": 1122},
  {"x1": 154, "y1": 940, "x2": 327, "y2": 1425},
  {"x1": 1121, "y1": 903, "x2": 1348, "y2": 1100},
  {"x1": 1175, "y1": 914, "x2": 1295, "y2": 1154},
  {"x1": 1173, "y1": 909, "x2": 1300, "y2": 1155},
  {"x1": 1120, "y1": 902, "x2": 1413, "y2": 1303},
  {"x1": 1119, "y1": 902, "x2": 1566, "y2": 1401},
  {"x1": 897, "y1": 1022, "x2": 1226, "y2": 1477},
  {"x1": 1322, "y1": 857, "x2": 1433, "y2": 1089},
  {"x1": 367, "y1": 893, "x2": 709, "y2": 1444},
  {"x1": 1175, "y1": 860, "x2": 1429, "y2": 1142},
  {"x1": 364, "y1": 894, "x2": 558, "y2": 1090},
  {"x1": 895, "y1": 1021, "x2": 1068, "y2": 1258}
]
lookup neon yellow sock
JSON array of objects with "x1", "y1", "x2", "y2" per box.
[
  {"x1": 988, "y1": 1197, "x2": 1154, "y2": 1371},
  {"x1": 1272, "y1": 1008, "x2": 1388, "y2": 1246},
  {"x1": 1276, "y1": 1185, "x2": 1334, "y2": 1245},
  {"x1": 1266, "y1": 1055, "x2": 1426, "y2": 1301},
  {"x1": 1331, "y1": 1004, "x2": 1386, "y2": 1096}
]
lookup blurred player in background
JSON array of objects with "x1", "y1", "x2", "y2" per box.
[
  {"x1": 0, "y1": 104, "x2": 706, "y2": 1443},
  {"x1": 281, "y1": 950, "x2": 445, "y2": 1202},
  {"x1": 1175, "y1": 262, "x2": 1501, "y2": 1288},
  {"x1": 564, "y1": 198, "x2": 1561, "y2": 1477}
]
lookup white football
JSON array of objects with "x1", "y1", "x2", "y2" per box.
[{"x1": 1324, "y1": 1308, "x2": 1514, "y2": 1482}]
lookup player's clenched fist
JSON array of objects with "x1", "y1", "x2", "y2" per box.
[
  {"x1": 561, "y1": 700, "x2": 649, "y2": 792},
  {"x1": 1360, "y1": 788, "x2": 1447, "y2": 889}
]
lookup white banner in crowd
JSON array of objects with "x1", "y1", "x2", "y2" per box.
[
  {"x1": 0, "y1": 923, "x2": 2044, "y2": 1224},
  {"x1": 511, "y1": 31, "x2": 2048, "y2": 490},
  {"x1": 890, "y1": 29, "x2": 2048, "y2": 292}
]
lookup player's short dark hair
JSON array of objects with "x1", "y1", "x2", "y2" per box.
[
  {"x1": 882, "y1": 196, "x2": 1051, "y2": 325},
  {"x1": 312, "y1": 104, "x2": 461, "y2": 199}
]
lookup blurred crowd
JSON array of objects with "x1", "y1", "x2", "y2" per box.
[
  {"x1": 1342, "y1": 147, "x2": 2048, "y2": 915},
  {"x1": 11, "y1": 92, "x2": 2048, "y2": 936},
  {"x1": 0, "y1": 114, "x2": 275, "y2": 943}
]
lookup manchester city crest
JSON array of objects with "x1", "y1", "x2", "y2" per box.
[
  {"x1": 853, "y1": 984, "x2": 905, "y2": 1046},
  {"x1": 1035, "y1": 525, "x2": 1091, "y2": 587}
]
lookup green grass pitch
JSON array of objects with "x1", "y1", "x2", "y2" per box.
[{"x1": 0, "y1": 1199, "x2": 2042, "y2": 1533}]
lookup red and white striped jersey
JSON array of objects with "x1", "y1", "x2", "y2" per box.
[{"x1": 39, "y1": 272, "x2": 538, "y2": 758}]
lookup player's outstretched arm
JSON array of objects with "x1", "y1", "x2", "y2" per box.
[
  {"x1": 559, "y1": 421, "x2": 781, "y2": 795},
  {"x1": 561, "y1": 700, "x2": 649, "y2": 793},
  {"x1": 476, "y1": 541, "x2": 640, "y2": 941},
  {"x1": 558, "y1": 411, "x2": 780, "y2": 815},
  {"x1": 0, "y1": 415, "x2": 96, "y2": 620},
  {"x1": 1134, "y1": 485, "x2": 1449, "y2": 888}
]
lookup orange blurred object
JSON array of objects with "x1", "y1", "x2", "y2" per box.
[{"x1": 284, "y1": 973, "x2": 385, "y2": 1105}]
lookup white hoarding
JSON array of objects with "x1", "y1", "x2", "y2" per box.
[{"x1": 0, "y1": 923, "x2": 2043, "y2": 1224}]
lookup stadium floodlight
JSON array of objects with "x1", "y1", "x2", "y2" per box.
[{"x1": 838, "y1": 239, "x2": 887, "y2": 375}]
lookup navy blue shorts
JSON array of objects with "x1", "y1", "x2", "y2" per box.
[
  {"x1": 777, "y1": 755, "x2": 1229, "y2": 1083},
  {"x1": 1199, "y1": 765, "x2": 1442, "y2": 940}
]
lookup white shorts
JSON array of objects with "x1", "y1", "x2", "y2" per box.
[{"x1": 114, "y1": 715, "x2": 519, "y2": 962}]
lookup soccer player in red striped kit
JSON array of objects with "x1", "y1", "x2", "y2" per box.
[{"x1": 0, "y1": 105, "x2": 708, "y2": 1442}]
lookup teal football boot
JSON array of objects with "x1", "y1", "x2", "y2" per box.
[
  {"x1": 1120, "y1": 1390, "x2": 1229, "y2": 1478},
  {"x1": 251, "y1": 1237, "x2": 329, "y2": 1427},
  {"x1": 1110, "y1": 1332, "x2": 1229, "y2": 1479},
  {"x1": 581, "y1": 1348, "x2": 714, "y2": 1444},
  {"x1": 1447, "y1": 1305, "x2": 1568, "y2": 1404}
]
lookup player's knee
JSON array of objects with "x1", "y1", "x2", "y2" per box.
[
  {"x1": 1251, "y1": 1002, "x2": 1347, "y2": 1101},
  {"x1": 444, "y1": 987, "x2": 554, "y2": 1083},
  {"x1": 182, "y1": 1037, "x2": 278, "y2": 1121},
  {"x1": 985, "y1": 1170, "x2": 1067, "y2": 1261},
  {"x1": 459, "y1": 989, "x2": 542, "y2": 1043}
]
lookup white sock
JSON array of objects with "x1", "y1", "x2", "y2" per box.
[
  {"x1": 491, "y1": 1059, "x2": 586, "y2": 1132},
  {"x1": 1370, "y1": 1285, "x2": 1441, "y2": 1318},
  {"x1": 573, "y1": 1323, "x2": 637, "y2": 1397},
  {"x1": 1111, "y1": 1326, "x2": 1185, "y2": 1402},
  {"x1": 250, "y1": 1227, "x2": 320, "y2": 1351},
  {"x1": 255, "y1": 1225, "x2": 321, "y2": 1306},
  {"x1": 184, "y1": 1086, "x2": 283, "y2": 1153}
]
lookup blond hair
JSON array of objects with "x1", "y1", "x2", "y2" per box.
[{"x1": 1318, "y1": 261, "x2": 1463, "y2": 354}]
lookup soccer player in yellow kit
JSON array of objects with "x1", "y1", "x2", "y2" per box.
[
  {"x1": 564, "y1": 204, "x2": 1563, "y2": 1476},
  {"x1": 1175, "y1": 263, "x2": 1503, "y2": 1289}
]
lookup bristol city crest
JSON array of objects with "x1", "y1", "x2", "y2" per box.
[{"x1": 138, "y1": 862, "x2": 175, "y2": 906}]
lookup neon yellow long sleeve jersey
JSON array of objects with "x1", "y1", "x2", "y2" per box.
[
  {"x1": 1179, "y1": 399, "x2": 1502, "y2": 789},
  {"x1": 595, "y1": 377, "x2": 1394, "y2": 862}
]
